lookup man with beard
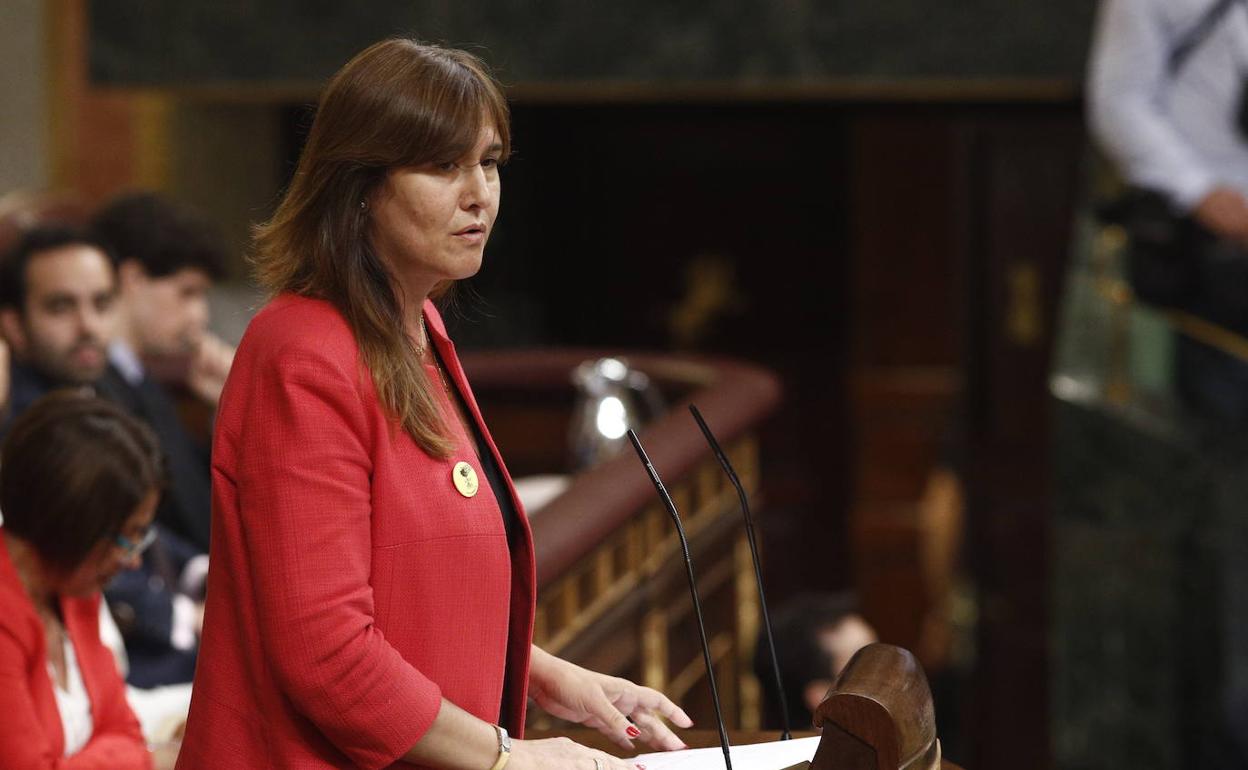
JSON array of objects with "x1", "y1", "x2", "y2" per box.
[{"x1": 0, "y1": 226, "x2": 117, "y2": 430}]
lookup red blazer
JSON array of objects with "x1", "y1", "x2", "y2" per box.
[
  {"x1": 178, "y1": 295, "x2": 536, "y2": 770},
  {"x1": 0, "y1": 536, "x2": 151, "y2": 769}
]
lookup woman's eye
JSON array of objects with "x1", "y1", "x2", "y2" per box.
[
  {"x1": 480, "y1": 158, "x2": 499, "y2": 169},
  {"x1": 437, "y1": 161, "x2": 458, "y2": 172}
]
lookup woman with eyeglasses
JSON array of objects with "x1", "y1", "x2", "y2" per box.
[
  {"x1": 0, "y1": 391, "x2": 179, "y2": 769},
  {"x1": 177, "y1": 39, "x2": 690, "y2": 770}
]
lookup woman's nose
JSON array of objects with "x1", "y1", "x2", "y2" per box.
[{"x1": 460, "y1": 165, "x2": 493, "y2": 210}]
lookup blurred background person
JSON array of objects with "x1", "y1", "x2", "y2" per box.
[
  {"x1": 101, "y1": 525, "x2": 204, "y2": 691},
  {"x1": 92, "y1": 191, "x2": 232, "y2": 552},
  {"x1": 1088, "y1": 0, "x2": 1248, "y2": 424},
  {"x1": 0, "y1": 226, "x2": 116, "y2": 433},
  {"x1": 0, "y1": 391, "x2": 178, "y2": 769},
  {"x1": 0, "y1": 222, "x2": 205, "y2": 730},
  {"x1": 754, "y1": 592, "x2": 877, "y2": 732}
]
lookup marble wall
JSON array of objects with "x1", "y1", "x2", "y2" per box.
[
  {"x1": 1053, "y1": 393, "x2": 1248, "y2": 767},
  {"x1": 89, "y1": 1, "x2": 1098, "y2": 87}
]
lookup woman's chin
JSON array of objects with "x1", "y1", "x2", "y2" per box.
[{"x1": 449, "y1": 253, "x2": 485, "y2": 281}]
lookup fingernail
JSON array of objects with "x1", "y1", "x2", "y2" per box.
[{"x1": 626, "y1": 725, "x2": 641, "y2": 738}]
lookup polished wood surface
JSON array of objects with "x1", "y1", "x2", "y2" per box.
[
  {"x1": 461, "y1": 350, "x2": 781, "y2": 588},
  {"x1": 812, "y1": 644, "x2": 938, "y2": 770}
]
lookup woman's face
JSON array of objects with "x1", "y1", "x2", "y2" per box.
[
  {"x1": 56, "y1": 488, "x2": 159, "y2": 597},
  {"x1": 369, "y1": 124, "x2": 503, "y2": 294}
]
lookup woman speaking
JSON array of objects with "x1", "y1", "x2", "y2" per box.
[{"x1": 176, "y1": 40, "x2": 690, "y2": 769}]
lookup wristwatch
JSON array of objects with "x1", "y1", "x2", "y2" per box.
[{"x1": 488, "y1": 724, "x2": 511, "y2": 770}]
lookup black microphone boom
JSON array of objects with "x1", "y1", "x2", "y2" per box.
[
  {"x1": 689, "y1": 404, "x2": 792, "y2": 741},
  {"x1": 627, "y1": 429, "x2": 734, "y2": 770}
]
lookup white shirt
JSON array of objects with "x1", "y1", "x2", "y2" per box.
[
  {"x1": 50, "y1": 636, "x2": 94, "y2": 756},
  {"x1": 107, "y1": 339, "x2": 146, "y2": 387},
  {"x1": 1088, "y1": 0, "x2": 1248, "y2": 210}
]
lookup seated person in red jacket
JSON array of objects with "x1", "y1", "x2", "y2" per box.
[{"x1": 0, "y1": 392, "x2": 178, "y2": 769}]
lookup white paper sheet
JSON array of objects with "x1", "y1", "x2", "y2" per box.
[{"x1": 632, "y1": 735, "x2": 820, "y2": 770}]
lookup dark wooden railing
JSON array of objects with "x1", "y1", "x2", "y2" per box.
[{"x1": 462, "y1": 349, "x2": 781, "y2": 730}]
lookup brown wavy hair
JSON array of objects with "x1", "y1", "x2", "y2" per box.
[{"x1": 252, "y1": 40, "x2": 510, "y2": 458}]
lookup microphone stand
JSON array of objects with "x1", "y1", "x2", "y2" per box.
[
  {"x1": 688, "y1": 404, "x2": 792, "y2": 741},
  {"x1": 628, "y1": 429, "x2": 734, "y2": 770}
]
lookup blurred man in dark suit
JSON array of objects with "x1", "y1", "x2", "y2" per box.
[{"x1": 92, "y1": 192, "x2": 233, "y2": 553}]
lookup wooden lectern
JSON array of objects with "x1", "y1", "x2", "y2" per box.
[
  {"x1": 541, "y1": 642, "x2": 961, "y2": 769},
  {"x1": 809, "y1": 643, "x2": 950, "y2": 770}
]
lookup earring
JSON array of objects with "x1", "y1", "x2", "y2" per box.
[{"x1": 359, "y1": 199, "x2": 367, "y2": 211}]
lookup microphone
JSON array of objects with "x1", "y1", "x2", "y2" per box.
[
  {"x1": 627, "y1": 429, "x2": 734, "y2": 770},
  {"x1": 688, "y1": 404, "x2": 792, "y2": 740}
]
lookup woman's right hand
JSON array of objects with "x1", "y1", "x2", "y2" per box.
[
  {"x1": 400, "y1": 698, "x2": 650, "y2": 770},
  {"x1": 510, "y1": 736, "x2": 643, "y2": 770}
]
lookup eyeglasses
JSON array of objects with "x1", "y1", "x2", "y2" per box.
[{"x1": 114, "y1": 527, "x2": 157, "y2": 558}]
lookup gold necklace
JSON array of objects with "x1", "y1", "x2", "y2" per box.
[
  {"x1": 416, "y1": 314, "x2": 451, "y2": 394},
  {"x1": 430, "y1": 351, "x2": 451, "y2": 394},
  {"x1": 414, "y1": 313, "x2": 429, "y2": 357}
]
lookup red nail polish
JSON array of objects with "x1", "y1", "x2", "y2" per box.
[{"x1": 626, "y1": 725, "x2": 641, "y2": 738}]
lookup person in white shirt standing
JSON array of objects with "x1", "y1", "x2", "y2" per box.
[{"x1": 1089, "y1": 0, "x2": 1248, "y2": 423}]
